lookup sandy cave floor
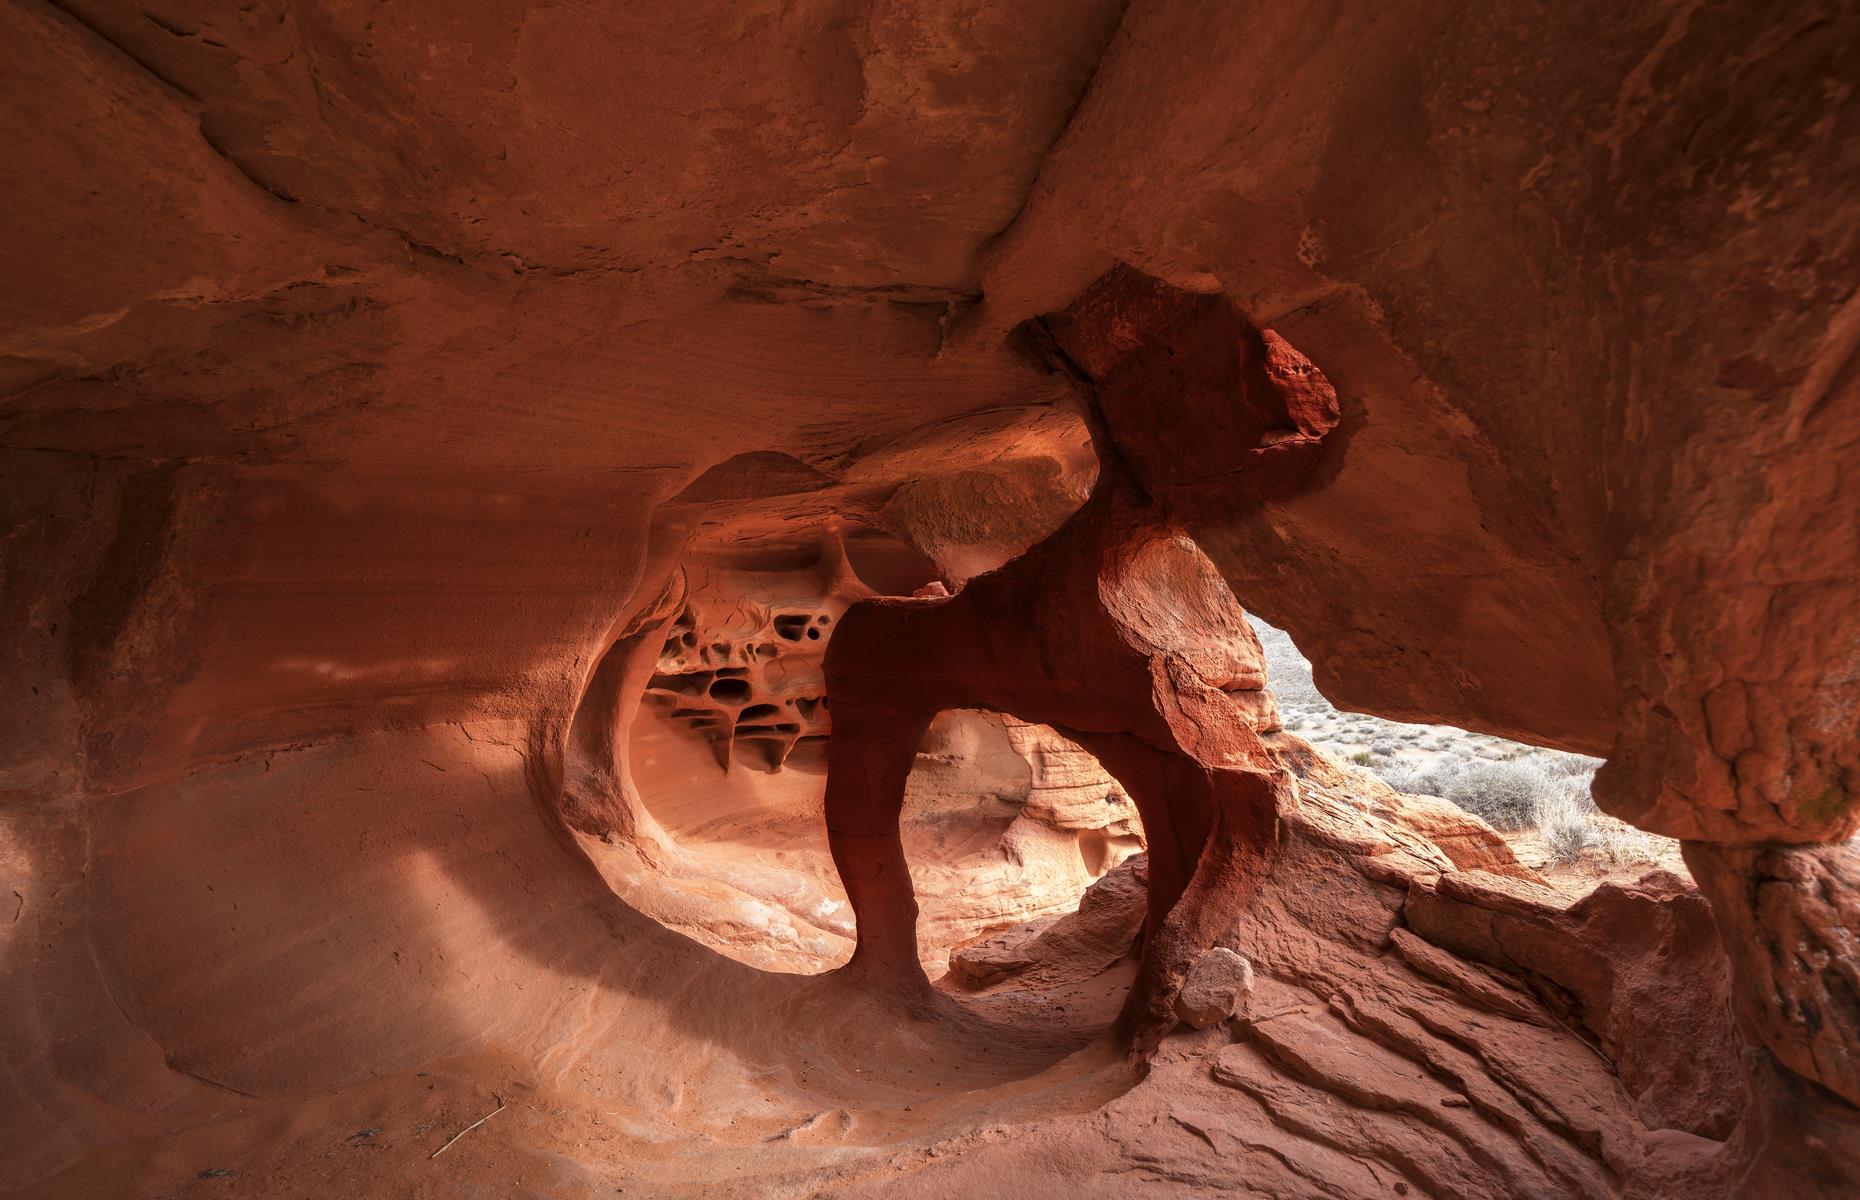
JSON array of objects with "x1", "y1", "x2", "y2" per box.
[
  {"x1": 12, "y1": 721, "x2": 1146, "y2": 1200},
  {"x1": 9, "y1": 714, "x2": 1751, "y2": 1200},
  {"x1": 25, "y1": 840, "x2": 1672, "y2": 1200},
  {"x1": 22, "y1": 947, "x2": 1141, "y2": 1200},
  {"x1": 8, "y1": 666, "x2": 1724, "y2": 1200}
]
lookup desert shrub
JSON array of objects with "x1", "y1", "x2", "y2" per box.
[
  {"x1": 1536, "y1": 787, "x2": 1610, "y2": 864},
  {"x1": 1601, "y1": 823, "x2": 1673, "y2": 869},
  {"x1": 1534, "y1": 783, "x2": 1682, "y2": 868},
  {"x1": 1544, "y1": 757, "x2": 1601, "y2": 817},
  {"x1": 1440, "y1": 760, "x2": 1556, "y2": 830},
  {"x1": 1546, "y1": 752, "x2": 1604, "y2": 779},
  {"x1": 1379, "y1": 746, "x2": 1671, "y2": 864},
  {"x1": 1348, "y1": 750, "x2": 1374, "y2": 766},
  {"x1": 1380, "y1": 762, "x2": 1455, "y2": 798}
]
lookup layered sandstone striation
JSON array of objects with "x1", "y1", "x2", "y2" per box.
[{"x1": 2, "y1": 2, "x2": 1857, "y2": 1197}]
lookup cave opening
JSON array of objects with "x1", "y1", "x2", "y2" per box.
[
  {"x1": 527, "y1": 269, "x2": 1782, "y2": 1197},
  {"x1": 909, "y1": 709, "x2": 1151, "y2": 1034},
  {"x1": 1246, "y1": 613, "x2": 1687, "y2": 887},
  {"x1": 903, "y1": 710, "x2": 1145, "y2": 982},
  {"x1": 574, "y1": 515, "x2": 1153, "y2": 1008}
]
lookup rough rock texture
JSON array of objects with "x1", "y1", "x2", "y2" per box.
[
  {"x1": 947, "y1": 853, "x2": 1149, "y2": 991},
  {"x1": 1407, "y1": 867, "x2": 1747, "y2": 1139},
  {"x1": 643, "y1": 532, "x2": 869, "y2": 772},
  {"x1": 1268, "y1": 731, "x2": 1545, "y2": 882},
  {"x1": 822, "y1": 775, "x2": 1855, "y2": 1200},
  {"x1": 905, "y1": 711, "x2": 1148, "y2": 973},
  {"x1": 1685, "y1": 841, "x2": 1860, "y2": 1109},
  {"x1": 1002, "y1": 717, "x2": 1145, "y2": 839},
  {"x1": 981, "y1": 3, "x2": 1860, "y2": 848},
  {"x1": 1174, "y1": 947, "x2": 1255, "y2": 1030},
  {"x1": 821, "y1": 445, "x2": 1299, "y2": 1033},
  {"x1": 3, "y1": 2, "x2": 1858, "y2": 1196}
]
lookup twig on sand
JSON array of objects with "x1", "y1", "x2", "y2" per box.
[{"x1": 430, "y1": 1094, "x2": 505, "y2": 1159}]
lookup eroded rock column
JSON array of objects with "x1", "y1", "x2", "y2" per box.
[{"x1": 822, "y1": 459, "x2": 1289, "y2": 1033}]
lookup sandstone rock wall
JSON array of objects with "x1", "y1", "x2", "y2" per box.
[{"x1": 2, "y1": 1, "x2": 1856, "y2": 1194}]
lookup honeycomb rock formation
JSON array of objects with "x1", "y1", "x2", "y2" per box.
[
  {"x1": 643, "y1": 532, "x2": 866, "y2": 772},
  {"x1": 3, "y1": 2, "x2": 1858, "y2": 1196}
]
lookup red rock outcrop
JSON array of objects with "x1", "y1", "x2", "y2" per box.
[
  {"x1": 1407, "y1": 867, "x2": 1746, "y2": 1139},
  {"x1": 905, "y1": 712, "x2": 1149, "y2": 972},
  {"x1": 822, "y1": 452, "x2": 1290, "y2": 1032},
  {"x1": 946, "y1": 853, "x2": 1149, "y2": 992},
  {"x1": 2, "y1": 2, "x2": 1856, "y2": 1196},
  {"x1": 970, "y1": 3, "x2": 1860, "y2": 854},
  {"x1": 1037, "y1": 261, "x2": 1860, "y2": 1114},
  {"x1": 1685, "y1": 841, "x2": 1860, "y2": 1109},
  {"x1": 834, "y1": 761, "x2": 1852, "y2": 1200},
  {"x1": 1268, "y1": 731, "x2": 1544, "y2": 882}
]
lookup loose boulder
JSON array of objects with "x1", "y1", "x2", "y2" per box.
[{"x1": 1175, "y1": 947, "x2": 1257, "y2": 1029}]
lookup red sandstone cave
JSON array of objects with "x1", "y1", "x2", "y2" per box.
[{"x1": 3, "y1": 3, "x2": 1858, "y2": 1197}]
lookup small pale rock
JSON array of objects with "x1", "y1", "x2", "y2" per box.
[{"x1": 1175, "y1": 947, "x2": 1256, "y2": 1029}]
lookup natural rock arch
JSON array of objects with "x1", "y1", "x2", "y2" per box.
[{"x1": 820, "y1": 313, "x2": 1332, "y2": 1030}]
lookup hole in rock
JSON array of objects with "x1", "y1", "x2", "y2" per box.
[
  {"x1": 906, "y1": 710, "x2": 1148, "y2": 1022},
  {"x1": 588, "y1": 528, "x2": 936, "y2": 973},
  {"x1": 647, "y1": 670, "x2": 709, "y2": 698},
  {"x1": 707, "y1": 676, "x2": 752, "y2": 702},
  {"x1": 1249, "y1": 614, "x2": 1685, "y2": 885},
  {"x1": 736, "y1": 722, "x2": 800, "y2": 735},
  {"x1": 586, "y1": 531, "x2": 1144, "y2": 1002}
]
